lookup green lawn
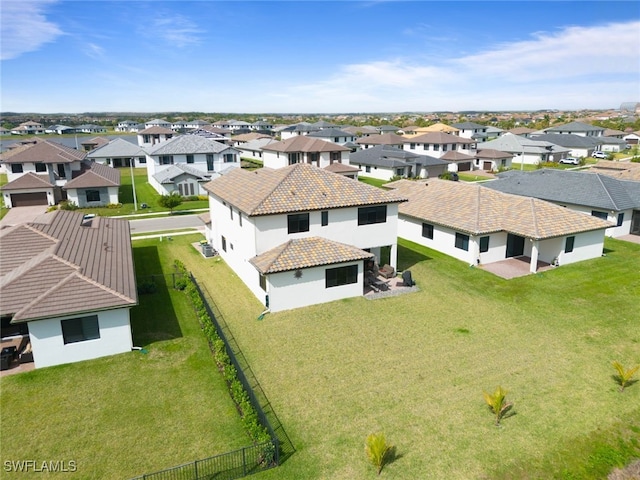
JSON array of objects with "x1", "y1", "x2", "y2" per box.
[
  {"x1": 0, "y1": 173, "x2": 7, "y2": 220},
  {"x1": 174, "y1": 235, "x2": 640, "y2": 479},
  {"x1": 0, "y1": 237, "x2": 249, "y2": 479}
]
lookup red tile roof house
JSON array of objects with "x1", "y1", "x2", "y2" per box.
[
  {"x1": 260, "y1": 136, "x2": 351, "y2": 170},
  {"x1": 0, "y1": 210, "x2": 138, "y2": 369},
  {"x1": 387, "y1": 179, "x2": 612, "y2": 274},
  {"x1": 202, "y1": 163, "x2": 406, "y2": 312},
  {"x1": 0, "y1": 139, "x2": 121, "y2": 208}
]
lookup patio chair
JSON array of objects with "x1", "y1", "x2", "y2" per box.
[
  {"x1": 401, "y1": 270, "x2": 416, "y2": 287},
  {"x1": 379, "y1": 264, "x2": 395, "y2": 279}
]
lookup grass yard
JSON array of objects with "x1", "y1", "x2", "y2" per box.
[
  {"x1": 173, "y1": 234, "x2": 640, "y2": 479},
  {"x1": 0, "y1": 172, "x2": 7, "y2": 220},
  {"x1": 0, "y1": 237, "x2": 249, "y2": 479}
]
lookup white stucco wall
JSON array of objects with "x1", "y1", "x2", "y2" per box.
[
  {"x1": 545, "y1": 202, "x2": 627, "y2": 238},
  {"x1": 556, "y1": 229, "x2": 606, "y2": 266},
  {"x1": 3, "y1": 188, "x2": 55, "y2": 208},
  {"x1": 28, "y1": 308, "x2": 133, "y2": 368}
]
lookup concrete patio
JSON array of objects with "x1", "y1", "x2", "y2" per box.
[{"x1": 479, "y1": 256, "x2": 555, "y2": 279}]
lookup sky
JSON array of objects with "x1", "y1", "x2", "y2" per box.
[{"x1": 1, "y1": 1, "x2": 639, "y2": 114}]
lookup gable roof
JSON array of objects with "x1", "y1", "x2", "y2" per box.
[
  {"x1": 350, "y1": 144, "x2": 448, "y2": 168},
  {"x1": 0, "y1": 210, "x2": 137, "y2": 323},
  {"x1": 307, "y1": 128, "x2": 355, "y2": 138},
  {"x1": 261, "y1": 135, "x2": 350, "y2": 153},
  {"x1": 153, "y1": 164, "x2": 211, "y2": 184},
  {"x1": 250, "y1": 237, "x2": 373, "y2": 274},
  {"x1": 63, "y1": 161, "x2": 121, "y2": 189},
  {"x1": 147, "y1": 134, "x2": 235, "y2": 155},
  {"x1": 389, "y1": 179, "x2": 612, "y2": 239},
  {"x1": 204, "y1": 162, "x2": 406, "y2": 217},
  {"x1": 87, "y1": 137, "x2": 146, "y2": 159},
  {"x1": 1, "y1": 172, "x2": 54, "y2": 190},
  {"x1": 0, "y1": 139, "x2": 86, "y2": 164},
  {"x1": 485, "y1": 169, "x2": 640, "y2": 211}
]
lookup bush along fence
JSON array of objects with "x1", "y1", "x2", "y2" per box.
[{"x1": 131, "y1": 261, "x2": 294, "y2": 480}]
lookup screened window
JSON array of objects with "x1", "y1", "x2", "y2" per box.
[
  {"x1": 325, "y1": 265, "x2": 358, "y2": 288},
  {"x1": 138, "y1": 156, "x2": 146, "y2": 164},
  {"x1": 11, "y1": 164, "x2": 23, "y2": 173},
  {"x1": 358, "y1": 205, "x2": 387, "y2": 225},
  {"x1": 321, "y1": 211, "x2": 328, "y2": 226},
  {"x1": 224, "y1": 153, "x2": 235, "y2": 163},
  {"x1": 61, "y1": 315, "x2": 100, "y2": 344},
  {"x1": 565, "y1": 236, "x2": 575, "y2": 253},
  {"x1": 455, "y1": 232, "x2": 469, "y2": 251},
  {"x1": 591, "y1": 210, "x2": 608, "y2": 220},
  {"x1": 288, "y1": 213, "x2": 309, "y2": 234},
  {"x1": 35, "y1": 162, "x2": 47, "y2": 172},
  {"x1": 479, "y1": 236, "x2": 490, "y2": 253},
  {"x1": 86, "y1": 189, "x2": 100, "y2": 202},
  {"x1": 421, "y1": 223, "x2": 434, "y2": 239},
  {"x1": 617, "y1": 213, "x2": 624, "y2": 227}
]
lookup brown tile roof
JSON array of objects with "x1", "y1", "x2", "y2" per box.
[
  {"x1": 64, "y1": 161, "x2": 120, "y2": 189},
  {"x1": 232, "y1": 132, "x2": 272, "y2": 142},
  {"x1": 262, "y1": 136, "x2": 350, "y2": 153},
  {"x1": 0, "y1": 210, "x2": 137, "y2": 323},
  {"x1": 476, "y1": 149, "x2": 513, "y2": 159},
  {"x1": 419, "y1": 123, "x2": 460, "y2": 133},
  {"x1": 355, "y1": 133, "x2": 405, "y2": 145},
  {"x1": 508, "y1": 127, "x2": 535, "y2": 135},
  {"x1": 0, "y1": 139, "x2": 86, "y2": 164},
  {"x1": 250, "y1": 237, "x2": 374, "y2": 274},
  {"x1": 81, "y1": 137, "x2": 109, "y2": 147},
  {"x1": 1, "y1": 172, "x2": 54, "y2": 190},
  {"x1": 588, "y1": 160, "x2": 640, "y2": 181},
  {"x1": 390, "y1": 179, "x2": 612, "y2": 239},
  {"x1": 138, "y1": 126, "x2": 173, "y2": 134},
  {"x1": 323, "y1": 163, "x2": 360, "y2": 174},
  {"x1": 440, "y1": 150, "x2": 475, "y2": 161},
  {"x1": 203, "y1": 163, "x2": 406, "y2": 216}
]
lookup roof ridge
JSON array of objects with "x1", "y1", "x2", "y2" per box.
[
  {"x1": 529, "y1": 197, "x2": 540, "y2": 239},
  {"x1": 595, "y1": 173, "x2": 620, "y2": 211},
  {"x1": 250, "y1": 164, "x2": 301, "y2": 215}
]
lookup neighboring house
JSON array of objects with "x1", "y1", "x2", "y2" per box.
[
  {"x1": 145, "y1": 134, "x2": 241, "y2": 195},
  {"x1": 451, "y1": 122, "x2": 488, "y2": 142},
  {"x1": 474, "y1": 149, "x2": 513, "y2": 171},
  {"x1": 485, "y1": 126, "x2": 505, "y2": 140},
  {"x1": 63, "y1": 161, "x2": 121, "y2": 207},
  {"x1": 115, "y1": 120, "x2": 139, "y2": 132},
  {"x1": 479, "y1": 133, "x2": 570, "y2": 166},
  {"x1": 507, "y1": 127, "x2": 536, "y2": 138},
  {"x1": 202, "y1": 163, "x2": 406, "y2": 312},
  {"x1": 402, "y1": 132, "x2": 476, "y2": 161},
  {"x1": 588, "y1": 160, "x2": 640, "y2": 182},
  {"x1": 603, "y1": 128, "x2": 626, "y2": 139},
  {"x1": 341, "y1": 125, "x2": 379, "y2": 137},
  {"x1": 137, "y1": 126, "x2": 174, "y2": 148},
  {"x1": 10, "y1": 121, "x2": 45, "y2": 135},
  {"x1": 172, "y1": 119, "x2": 210, "y2": 131},
  {"x1": 45, "y1": 125, "x2": 75, "y2": 135},
  {"x1": 192, "y1": 125, "x2": 232, "y2": 138},
  {"x1": 231, "y1": 132, "x2": 273, "y2": 147},
  {"x1": 483, "y1": 169, "x2": 640, "y2": 238},
  {"x1": 542, "y1": 121, "x2": 604, "y2": 137},
  {"x1": 235, "y1": 137, "x2": 278, "y2": 162},
  {"x1": 356, "y1": 133, "x2": 406, "y2": 149},
  {"x1": 86, "y1": 138, "x2": 147, "y2": 168},
  {"x1": 377, "y1": 125, "x2": 401, "y2": 134},
  {"x1": 598, "y1": 136, "x2": 629, "y2": 153},
  {"x1": 145, "y1": 118, "x2": 172, "y2": 129},
  {"x1": 623, "y1": 130, "x2": 640, "y2": 145},
  {"x1": 388, "y1": 179, "x2": 612, "y2": 273},
  {"x1": 307, "y1": 128, "x2": 358, "y2": 146},
  {"x1": 261, "y1": 136, "x2": 350, "y2": 169},
  {"x1": 80, "y1": 136, "x2": 109, "y2": 152},
  {"x1": 408, "y1": 123, "x2": 460, "y2": 136},
  {"x1": 0, "y1": 210, "x2": 137, "y2": 369},
  {"x1": 350, "y1": 145, "x2": 448, "y2": 180},
  {"x1": 279, "y1": 122, "x2": 318, "y2": 140},
  {"x1": 75, "y1": 124, "x2": 107, "y2": 134},
  {"x1": 323, "y1": 162, "x2": 360, "y2": 179},
  {"x1": 529, "y1": 133, "x2": 599, "y2": 158}
]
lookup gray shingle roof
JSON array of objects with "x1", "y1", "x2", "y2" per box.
[
  {"x1": 530, "y1": 133, "x2": 601, "y2": 148},
  {"x1": 87, "y1": 138, "x2": 146, "y2": 159},
  {"x1": 480, "y1": 133, "x2": 570, "y2": 154},
  {"x1": 153, "y1": 164, "x2": 211, "y2": 184},
  {"x1": 485, "y1": 169, "x2": 640, "y2": 211},
  {"x1": 350, "y1": 145, "x2": 448, "y2": 168},
  {"x1": 148, "y1": 134, "x2": 234, "y2": 155},
  {"x1": 544, "y1": 121, "x2": 605, "y2": 133}
]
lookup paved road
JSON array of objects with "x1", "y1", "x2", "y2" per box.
[{"x1": 128, "y1": 214, "x2": 205, "y2": 234}]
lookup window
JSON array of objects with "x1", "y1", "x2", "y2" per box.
[
  {"x1": 186, "y1": 154, "x2": 194, "y2": 164},
  {"x1": 11, "y1": 164, "x2": 23, "y2": 173},
  {"x1": 325, "y1": 265, "x2": 358, "y2": 288},
  {"x1": 308, "y1": 152, "x2": 319, "y2": 164},
  {"x1": 334, "y1": 137, "x2": 339, "y2": 143},
  {"x1": 617, "y1": 213, "x2": 624, "y2": 227},
  {"x1": 259, "y1": 274, "x2": 267, "y2": 291},
  {"x1": 330, "y1": 151, "x2": 341, "y2": 163},
  {"x1": 138, "y1": 156, "x2": 146, "y2": 164},
  {"x1": 442, "y1": 144, "x2": 448, "y2": 152},
  {"x1": 433, "y1": 144, "x2": 440, "y2": 151},
  {"x1": 321, "y1": 211, "x2": 328, "y2": 226},
  {"x1": 61, "y1": 315, "x2": 100, "y2": 344},
  {"x1": 35, "y1": 162, "x2": 46, "y2": 172},
  {"x1": 421, "y1": 223, "x2": 434, "y2": 239},
  {"x1": 86, "y1": 189, "x2": 100, "y2": 202},
  {"x1": 358, "y1": 205, "x2": 387, "y2": 225},
  {"x1": 206, "y1": 154, "x2": 214, "y2": 170},
  {"x1": 288, "y1": 152, "x2": 300, "y2": 165},
  {"x1": 224, "y1": 153, "x2": 235, "y2": 163},
  {"x1": 479, "y1": 236, "x2": 490, "y2": 253},
  {"x1": 455, "y1": 232, "x2": 469, "y2": 251},
  {"x1": 238, "y1": 211, "x2": 242, "y2": 226},
  {"x1": 221, "y1": 236, "x2": 227, "y2": 252},
  {"x1": 591, "y1": 210, "x2": 608, "y2": 220},
  {"x1": 143, "y1": 134, "x2": 150, "y2": 143},
  {"x1": 178, "y1": 183, "x2": 195, "y2": 196},
  {"x1": 229, "y1": 204, "x2": 233, "y2": 220},
  {"x1": 288, "y1": 213, "x2": 309, "y2": 233},
  {"x1": 410, "y1": 143, "x2": 416, "y2": 150},
  {"x1": 160, "y1": 155, "x2": 174, "y2": 165},
  {"x1": 565, "y1": 236, "x2": 575, "y2": 253},
  {"x1": 365, "y1": 165, "x2": 371, "y2": 173}
]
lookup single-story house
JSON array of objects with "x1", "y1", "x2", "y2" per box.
[
  {"x1": 87, "y1": 137, "x2": 148, "y2": 168},
  {"x1": 0, "y1": 210, "x2": 138, "y2": 369},
  {"x1": 387, "y1": 179, "x2": 612, "y2": 273},
  {"x1": 474, "y1": 149, "x2": 514, "y2": 171},
  {"x1": 480, "y1": 133, "x2": 571, "y2": 165},
  {"x1": 350, "y1": 144, "x2": 448, "y2": 180}
]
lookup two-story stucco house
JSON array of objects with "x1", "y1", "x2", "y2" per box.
[
  {"x1": 261, "y1": 136, "x2": 351, "y2": 169},
  {"x1": 202, "y1": 163, "x2": 406, "y2": 312}
]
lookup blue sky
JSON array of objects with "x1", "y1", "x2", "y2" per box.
[{"x1": 1, "y1": 1, "x2": 639, "y2": 113}]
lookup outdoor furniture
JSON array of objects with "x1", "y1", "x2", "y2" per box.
[
  {"x1": 379, "y1": 264, "x2": 395, "y2": 279},
  {"x1": 401, "y1": 270, "x2": 416, "y2": 287}
]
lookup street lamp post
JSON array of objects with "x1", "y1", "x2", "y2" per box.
[{"x1": 129, "y1": 158, "x2": 137, "y2": 211}]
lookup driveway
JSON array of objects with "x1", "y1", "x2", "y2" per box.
[{"x1": 0, "y1": 205, "x2": 50, "y2": 228}]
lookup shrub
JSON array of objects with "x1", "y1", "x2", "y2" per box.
[
  {"x1": 174, "y1": 277, "x2": 188, "y2": 290},
  {"x1": 612, "y1": 361, "x2": 640, "y2": 392},
  {"x1": 59, "y1": 200, "x2": 78, "y2": 211},
  {"x1": 483, "y1": 386, "x2": 513, "y2": 426},
  {"x1": 107, "y1": 203, "x2": 122, "y2": 209},
  {"x1": 137, "y1": 279, "x2": 156, "y2": 295},
  {"x1": 158, "y1": 193, "x2": 182, "y2": 214},
  {"x1": 365, "y1": 432, "x2": 393, "y2": 475}
]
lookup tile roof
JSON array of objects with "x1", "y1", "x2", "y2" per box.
[
  {"x1": 307, "y1": 128, "x2": 355, "y2": 138},
  {"x1": 153, "y1": 164, "x2": 211, "y2": 184},
  {"x1": 63, "y1": 161, "x2": 121, "y2": 189},
  {"x1": 355, "y1": 133, "x2": 405, "y2": 145},
  {"x1": 481, "y1": 133, "x2": 570, "y2": 154},
  {"x1": 0, "y1": 210, "x2": 137, "y2": 323},
  {"x1": 451, "y1": 122, "x2": 486, "y2": 130},
  {"x1": 250, "y1": 237, "x2": 374, "y2": 274},
  {"x1": 545, "y1": 121, "x2": 604, "y2": 133},
  {"x1": 440, "y1": 150, "x2": 475, "y2": 161},
  {"x1": 405, "y1": 132, "x2": 475, "y2": 145},
  {"x1": 203, "y1": 162, "x2": 406, "y2": 216},
  {"x1": 389, "y1": 179, "x2": 612, "y2": 239},
  {"x1": 138, "y1": 126, "x2": 173, "y2": 134},
  {"x1": 0, "y1": 139, "x2": 86, "y2": 164},
  {"x1": 485, "y1": 169, "x2": 640, "y2": 211},
  {"x1": 148, "y1": 134, "x2": 234, "y2": 155},
  {"x1": 1, "y1": 172, "x2": 54, "y2": 190},
  {"x1": 262, "y1": 136, "x2": 350, "y2": 153},
  {"x1": 476, "y1": 149, "x2": 513, "y2": 160},
  {"x1": 530, "y1": 133, "x2": 601, "y2": 148},
  {"x1": 231, "y1": 133, "x2": 273, "y2": 142},
  {"x1": 323, "y1": 163, "x2": 360, "y2": 174}
]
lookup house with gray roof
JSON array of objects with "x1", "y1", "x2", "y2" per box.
[
  {"x1": 483, "y1": 169, "x2": 640, "y2": 238},
  {"x1": 451, "y1": 122, "x2": 488, "y2": 142},
  {"x1": 307, "y1": 128, "x2": 357, "y2": 147},
  {"x1": 0, "y1": 210, "x2": 137, "y2": 369},
  {"x1": 234, "y1": 137, "x2": 278, "y2": 162},
  {"x1": 529, "y1": 133, "x2": 600, "y2": 159},
  {"x1": 202, "y1": 163, "x2": 406, "y2": 312},
  {"x1": 542, "y1": 121, "x2": 604, "y2": 137},
  {"x1": 145, "y1": 134, "x2": 241, "y2": 195},
  {"x1": 402, "y1": 132, "x2": 476, "y2": 168},
  {"x1": 479, "y1": 133, "x2": 570, "y2": 166},
  {"x1": 387, "y1": 178, "x2": 612, "y2": 274},
  {"x1": 87, "y1": 137, "x2": 148, "y2": 168},
  {"x1": 350, "y1": 145, "x2": 448, "y2": 180}
]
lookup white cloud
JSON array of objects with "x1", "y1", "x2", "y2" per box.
[
  {"x1": 0, "y1": 0, "x2": 63, "y2": 60},
  {"x1": 151, "y1": 13, "x2": 203, "y2": 48}
]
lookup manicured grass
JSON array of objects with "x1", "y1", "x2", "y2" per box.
[
  {"x1": 358, "y1": 177, "x2": 389, "y2": 188},
  {"x1": 0, "y1": 173, "x2": 7, "y2": 220},
  {"x1": 174, "y1": 235, "x2": 640, "y2": 479},
  {"x1": 0, "y1": 237, "x2": 249, "y2": 479}
]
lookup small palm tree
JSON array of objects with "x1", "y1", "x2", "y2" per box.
[
  {"x1": 612, "y1": 361, "x2": 640, "y2": 392},
  {"x1": 483, "y1": 386, "x2": 513, "y2": 426},
  {"x1": 365, "y1": 432, "x2": 392, "y2": 475}
]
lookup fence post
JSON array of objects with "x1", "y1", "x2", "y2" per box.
[
  {"x1": 194, "y1": 459, "x2": 198, "y2": 479},
  {"x1": 242, "y1": 446, "x2": 247, "y2": 476}
]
